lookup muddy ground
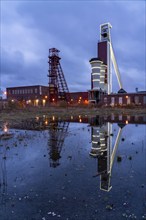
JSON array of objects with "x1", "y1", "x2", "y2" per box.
[{"x1": 0, "y1": 106, "x2": 146, "y2": 127}]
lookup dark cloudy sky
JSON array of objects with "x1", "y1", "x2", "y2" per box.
[{"x1": 0, "y1": 0, "x2": 146, "y2": 93}]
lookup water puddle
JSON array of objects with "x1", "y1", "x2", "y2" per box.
[{"x1": 0, "y1": 114, "x2": 146, "y2": 220}]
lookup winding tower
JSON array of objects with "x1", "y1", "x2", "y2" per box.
[
  {"x1": 48, "y1": 48, "x2": 70, "y2": 103},
  {"x1": 89, "y1": 23, "x2": 124, "y2": 104}
]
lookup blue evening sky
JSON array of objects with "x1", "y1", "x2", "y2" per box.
[{"x1": 0, "y1": 0, "x2": 145, "y2": 93}]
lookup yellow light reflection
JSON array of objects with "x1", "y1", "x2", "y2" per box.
[{"x1": 3, "y1": 124, "x2": 8, "y2": 133}]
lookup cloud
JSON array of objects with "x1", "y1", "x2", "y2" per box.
[{"x1": 0, "y1": 1, "x2": 145, "y2": 93}]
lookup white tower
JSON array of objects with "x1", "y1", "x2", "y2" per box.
[{"x1": 99, "y1": 23, "x2": 123, "y2": 94}]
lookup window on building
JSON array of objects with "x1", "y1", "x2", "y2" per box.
[
  {"x1": 143, "y1": 116, "x2": 146, "y2": 122},
  {"x1": 93, "y1": 82, "x2": 99, "y2": 90},
  {"x1": 134, "y1": 96, "x2": 139, "y2": 104},
  {"x1": 111, "y1": 114, "x2": 115, "y2": 120},
  {"x1": 119, "y1": 97, "x2": 123, "y2": 105},
  {"x1": 93, "y1": 75, "x2": 100, "y2": 80},
  {"x1": 111, "y1": 97, "x2": 115, "y2": 105},
  {"x1": 35, "y1": 88, "x2": 38, "y2": 93},
  {"x1": 127, "y1": 115, "x2": 130, "y2": 121},
  {"x1": 92, "y1": 63, "x2": 101, "y2": 68},
  {"x1": 104, "y1": 97, "x2": 107, "y2": 103},
  {"x1": 135, "y1": 115, "x2": 139, "y2": 121},
  {"x1": 119, "y1": 115, "x2": 122, "y2": 121},
  {"x1": 143, "y1": 96, "x2": 146, "y2": 104},
  {"x1": 127, "y1": 97, "x2": 131, "y2": 105},
  {"x1": 92, "y1": 68, "x2": 100, "y2": 74}
]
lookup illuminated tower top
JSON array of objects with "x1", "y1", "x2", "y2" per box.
[{"x1": 100, "y1": 23, "x2": 112, "y2": 42}]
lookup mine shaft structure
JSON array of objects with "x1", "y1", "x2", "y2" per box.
[
  {"x1": 99, "y1": 23, "x2": 123, "y2": 94},
  {"x1": 48, "y1": 48, "x2": 70, "y2": 103},
  {"x1": 89, "y1": 23, "x2": 124, "y2": 104}
]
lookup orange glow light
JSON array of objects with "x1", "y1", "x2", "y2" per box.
[
  {"x1": 126, "y1": 120, "x2": 129, "y2": 124},
  {"x1": 45, "y1": 120, "x2": 48, "y2": 125}
]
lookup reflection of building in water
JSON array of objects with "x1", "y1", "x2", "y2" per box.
[
  {"x1": 48, "y1": 118, "x2": 69, "y2": 168},
  {"x1": 90, "y1": 117, "x2": 123, "y2": 191}
]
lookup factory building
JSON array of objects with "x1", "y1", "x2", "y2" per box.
[
  {"x1": 67, "y1": 92, "x2": 88, "y2": 104},
  {"x1": 6, "y1": 85, "x2": 88, "y2": 106},
  {"x1": 6, "y1": 85, "x2": 49, "y2": 106},
  {"x1": 101, "y1": 91, "x2": 146, "y2": 107}
]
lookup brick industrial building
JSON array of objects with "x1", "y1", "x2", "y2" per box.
[
  {"x1": 101, "y1": 91, "x2": 146, "y2": 107},
  {"x1": 6, "y1": 85, "x2": 49, "y2": 106},
  {"x1": 6, "y1": 85, "x2": 88, "y2": 106}
]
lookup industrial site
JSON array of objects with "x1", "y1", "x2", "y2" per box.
[
  {"x1": 1, "y1": 23, "x2": 146, "y2": 109},
  {"x1": 0, "y1": 1, "x2": 146, "y2": 219}
]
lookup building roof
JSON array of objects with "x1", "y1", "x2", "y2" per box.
[
  {"x1": 89, "y1": 58, "x2": 102, "y2": 62},
  {"x1": 118, "y1": 88, "x2": 127, "y2": 94},
  {"x1": 7, "y1": 85, "x2": 48, "y2": 89},
  {"x1": 137, "y1": 91, "x2": 146, "y2": 94}
]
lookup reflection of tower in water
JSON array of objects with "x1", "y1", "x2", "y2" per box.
[
  {"x1": 90, "y1": 117, "x2": 123, "y2": 191},
  {"x1": 48, "y1": 117, "x2": 69, "y2": 168}
]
